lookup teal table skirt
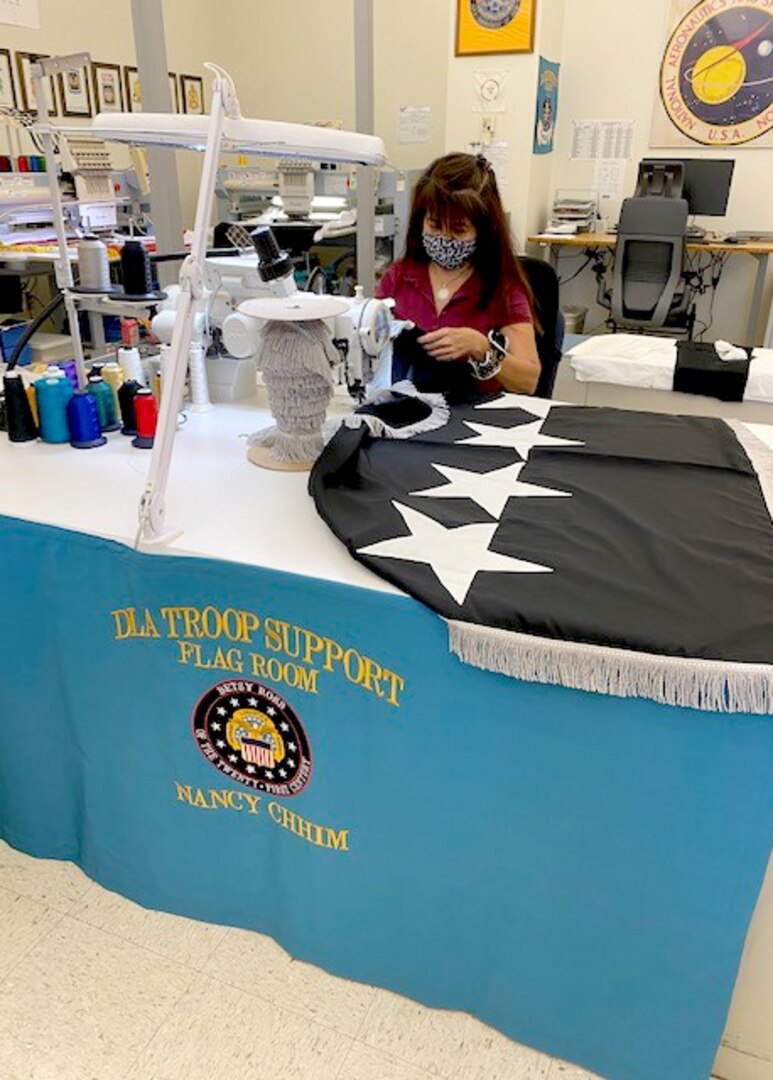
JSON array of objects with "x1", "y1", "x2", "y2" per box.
[{"x1": 1, "y1": 513, "x2": 772, "y2": 1080}]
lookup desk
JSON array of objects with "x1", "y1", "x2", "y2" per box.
[
  {"x1": 529, "y1": 231, "x2": 773, "y2": 346},
  {"x1": 1, "y1": 393, "x2": 773, "y2": 1080}
]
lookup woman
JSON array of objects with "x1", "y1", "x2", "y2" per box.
[{"x1": 377, "y1": 152, "x2": 540, "y2": 396}]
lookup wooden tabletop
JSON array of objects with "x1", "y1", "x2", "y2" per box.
[{"x1": 528, "y1": 232, "x2": 773, "y2": 255}]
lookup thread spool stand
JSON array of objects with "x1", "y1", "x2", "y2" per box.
[{"x1": 31, "y1": 58, "x2": 165, "y2": 392}]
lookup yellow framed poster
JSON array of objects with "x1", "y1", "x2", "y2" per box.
[{"x1": 456, "y1": 0, "x2": 536, "y2": 57}]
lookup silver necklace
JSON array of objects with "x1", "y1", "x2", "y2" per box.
[{"x1": 433, "y1": 266, "x2": 469, "y2": 302}]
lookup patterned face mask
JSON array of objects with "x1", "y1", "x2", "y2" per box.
[{"x1": 422, "y1": 231, "x2": 476, "y2": 270}]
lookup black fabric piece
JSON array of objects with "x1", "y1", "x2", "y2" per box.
[
  {"x1": 356, "y1": 391, "x2": 432, "y2": 429},
  {"x1": 391, "y1": 326, "x2": 479, "y2": 403},
  {"x1": 310, "y1": 401, "x2": 773, "y2": 664},
  {"x1": 674, "y1": 341, "x2": 751, "y2": 402}
]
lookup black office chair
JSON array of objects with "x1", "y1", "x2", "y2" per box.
[
  {"x1": 599, "y1": 196, "x2": 695, "y2": 336},
  {"x1": 519, "y1": 256, "x2": 563, "y2": 398}
]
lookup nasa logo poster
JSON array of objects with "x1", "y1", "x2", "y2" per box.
[{"x1": 652, "y1": 0, "x2": 773, "y2": 147}]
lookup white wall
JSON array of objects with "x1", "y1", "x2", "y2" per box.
[{"x1": 211, "y1": 0, "x2": 448, "y2": 169}]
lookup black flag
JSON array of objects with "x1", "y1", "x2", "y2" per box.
[{"x1": 310, "y1": 394, "x2": 773, "y2": 711}]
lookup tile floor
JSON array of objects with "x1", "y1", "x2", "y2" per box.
[{"x1": 0, "y1": 838, "x2": 659, "y2": 1079}]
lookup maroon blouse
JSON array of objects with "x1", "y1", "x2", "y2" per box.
[{"x1": 376, "y1": 258, "x2": 533, "y2": 392}]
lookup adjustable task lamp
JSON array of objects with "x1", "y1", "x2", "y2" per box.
[{"x1": 58, "y1": 63, "x2": 385, "y2": 550}]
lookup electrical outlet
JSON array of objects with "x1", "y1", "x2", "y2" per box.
[{"x1": 481, "y1": 115, "x2": 496, "y2": 143}]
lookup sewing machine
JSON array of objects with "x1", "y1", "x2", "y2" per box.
[{"x1": 150, "y1": 233, "x2": 397, "y2": 403}]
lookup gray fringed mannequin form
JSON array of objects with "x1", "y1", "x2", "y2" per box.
[{"x1": 247, "y1": 319, "x2": 340, "y2": 470}]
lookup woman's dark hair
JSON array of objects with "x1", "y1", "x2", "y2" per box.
[{"x1": 403, "y1": 152, "x2": 534, "y2": 314}]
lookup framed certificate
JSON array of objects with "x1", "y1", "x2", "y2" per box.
[{"x1": 92, "y1": 62, "x2": 123, "y2": 113}]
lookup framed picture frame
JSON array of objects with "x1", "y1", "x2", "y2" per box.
[
  {"x1": 91, "y1": 62, "x2": 123, "y2": 113},
  {"x1": 15, "y1": 52, "x2": 57, "y2": 115},
  {"x1": 58, "y1": 63, "x2": 92, "y2": 118},
  {"x1": 0, "y1": 49, "x2": 17, "y2": 109},
  {"x1": 124, "y1": 65, "x2": 142, "y2": 112},
  {"x1": 180, "y1": 74, "x2": 204, "y2": 115},
  {"x1": 455, "y1": 0, "x2": 536, "y2": 56},
  {"x1": 168, "y1": 72, "x2": 179, "y2": 113}
]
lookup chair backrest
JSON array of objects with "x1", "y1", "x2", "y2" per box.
[
  {"x1": 612, "y1": 196, "x2": 688, "y2": 329},
  {"x1": 518, "y1": 255, "x2": 563, "y2": 398}
]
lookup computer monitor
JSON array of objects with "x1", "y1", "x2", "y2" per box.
[{"x1": 638, "y1": 158, "x2": 735, "y2": 216}]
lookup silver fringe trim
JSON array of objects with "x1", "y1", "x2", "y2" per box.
[
  {"x1": 447, "y1": 622, "x2": 773, "y2": 714},
  {"x1": 447, "y1": 420, "x2": 773, "y2": 715},
  {"x1": 327, "y1": 381, "x2": 450, "y2": 442}
]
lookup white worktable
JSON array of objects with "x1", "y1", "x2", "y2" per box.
[{"x1": 0, "y1": 386, "x2": 395, "y2": 595}]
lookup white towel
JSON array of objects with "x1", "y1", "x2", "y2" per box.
[{"x1": 715, "y1": 339, "x2": 747, "y2": 362}]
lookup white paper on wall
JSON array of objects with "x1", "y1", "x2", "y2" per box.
[
  {"x1": 570, "y1": 120, "x2": 634, "y2": 160},
  {"x1": 0, "y1": 0, "x2": 39, "y2": 28},
  {"x1": 485, "y1": 141, "x2": 509, "y2": 186},
  {"x1": 398, "y1": 106, "x2": 432, "y2": 144},
  {"x1": 473, "y1": 72, "x2": 509, "y2": 113},
  {"x1": 593, "y1": 159, "x2": 628, "y2": 200}
]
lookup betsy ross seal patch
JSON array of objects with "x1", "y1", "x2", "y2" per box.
[{"x1": 192, "y1": 679, "x2": 312, "y2": 797}]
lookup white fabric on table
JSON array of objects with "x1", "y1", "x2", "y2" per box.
[{"x1": 567, "y1": 334, "x2": 773, "y2": 403}]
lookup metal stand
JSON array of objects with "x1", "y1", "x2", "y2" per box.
[
  {"x1": 32, "y1": 54, "x2": 91, "y2": 391},
  {"x1": 136, "y1": 64, "x2": 237, "y2": 549}
]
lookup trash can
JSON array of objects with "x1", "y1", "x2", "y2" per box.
[{"x1": 561, "y1": 305, "x2": 587, "y2": 335}]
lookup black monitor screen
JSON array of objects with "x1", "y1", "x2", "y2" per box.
[{"x1": 640, "y1": 158, "x2": 735, "y2": 216}]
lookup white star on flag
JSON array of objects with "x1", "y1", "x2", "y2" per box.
[
  {"x1": 358, "y1": 501, "x2": 551, "y2": 606},
  {"x1": 411, "y1": 462, "x2": 570, "y2": 518},
  {"x1": 457, "y1": 418, "x2": 583, "y2": 458},
  {"x1": 475, "y1": 395, "x2": 554, "y2": 419}
]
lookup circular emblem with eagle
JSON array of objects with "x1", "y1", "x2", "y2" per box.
[
  {"x1": 469, "y1": 0, "x2": 521, "y2": 30},
  {"x1": 660, "y1": 0, "x2": 773, "y2": 145},
  {"x1": 192, "y1": 680, "x2": 312, "y2": 797}
]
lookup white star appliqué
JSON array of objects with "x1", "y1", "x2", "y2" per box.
[
  {"x1": 475, "y1": 394, "x2": 554, "y2": 419},
  {"x1": 456, "y1": 417, "x2": 583, "y2": 458},
  {"x1": 357, "y1": 502, "x2": 551, "y2": 606},
  {"x1": 411, "y1": 461, "x2": 570, "y2": 518}
]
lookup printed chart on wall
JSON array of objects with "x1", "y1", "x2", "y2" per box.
[
  {"x1": 0, "y1": 0, "x2": 39, "y2": 28},
  {"x1": 652, "y1": 0, "x2": 773, "y2": 147},
  {"x1": 533, "y1": 57, "x2": 559, "y2": 154}
]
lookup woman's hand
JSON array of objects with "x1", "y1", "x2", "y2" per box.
[{"x1": 418, "y1": 327, "x2": 488, "y2": 362}]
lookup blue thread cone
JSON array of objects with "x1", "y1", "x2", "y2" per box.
[
  {"x1": 67, "y1": 391, "x2": 106, "y2": 449},
  {"x1": 35, "y1": 372, "x2": 73, "y2": 444}
]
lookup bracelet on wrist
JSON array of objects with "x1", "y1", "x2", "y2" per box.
[
  {"x1": 468, "y1": 329, "x2": 507, "y2": 381},
  {"x1": 468, "y1": 351, "x2": 502, "y2": 381}
]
